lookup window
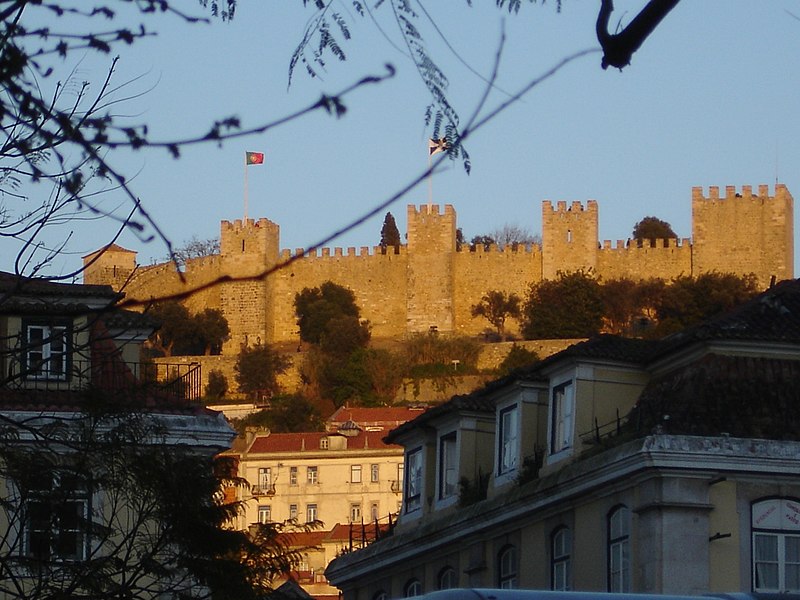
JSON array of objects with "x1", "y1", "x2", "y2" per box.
[
  {"x1": 373, "y1": 591, "x2": 388, "y2": 600},
  {"x1": 350, "y1": 503, "x2": 362, "y2": 523},
  {"x1": 258, "y1": 467, "x2": 271, "y2": 488},
  {"x1": 320, "y1": 437, "x2": 329, "y2": 449},
  {"x1": 551, "y1": 527, "x2": 572, "y2": 591},
  {"x1": 438, "y1": 432, "x2": 458, "y2": 500},
  {"x1": 438, "y1": 566, "x2": 457, "y2": 590},
  {"x1": 498, "y1": 405, "x2": 519, "y2": 475},
  {"x1": 498, "y1": 545, "x2": 518, "y2": 589},
  {"x1": 608, "y1": 506, "x2": 631, "y2": 592},
  {"x1": 257, "y1": 505, "x2": 271, "y2": 524},
  {"x1": 307, "y1": 466, "x2": 318, "y2": 484},
  {"x1": 371, "y1": 502, "x2": 379, "y2": 521},
  {"x1": 351, "y1": 464, "x2": 362, "y2": 483},
  {"x1": 405, "y1": 448, "x2": 422, "y2": 512},
  {"x1": 289, "y1": 466, "x2": 298, "y2": 485},
  {"x1": 289, "y1": 504, "x2": 298, "y2": 520},
  {"x1": 404, "y1": 579, "x2": 422, "y2": 597},
  {"x1": 371, "y1": 464, "x2": 380, "y2": 483},
  {"x1": 550, "y1": 382, "x2": 575, "y2": 454},
  {"x1": 752, "y1": 498, "x2": 800, "y2": 592},
  {"x1": 306, "y1": 504, "x2": 318, "y2": 522},
  {"x1": 23, "y1": 322, "x2": 70, "y2": 381},
  {"x1": 22, "y1": 470, "x2": 88, "y2": 562}
]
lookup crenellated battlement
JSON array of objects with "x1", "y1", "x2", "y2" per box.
[
  {"x1": 543, "y1": 199, "x2": 599, "y2": 214},
  {"x1": 278, "y1": 245, "x2": 409, "y2": 260},
  {"x1": 692, "y1": 183, "x2": 792, "y2": 202},
  {"x1": 87, "y1": 188, "x2": 794, "y2": 347},
  {"x1": 600, "y1": 238, "x2": 691, "y2": 250}
]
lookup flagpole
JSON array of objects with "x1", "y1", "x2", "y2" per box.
[
  {"x1": 427, "y1": 150, "x2": 433, "y2": 213},
  {"x1": 244, "y1": 153, "x2": 249, "y2": 220}
]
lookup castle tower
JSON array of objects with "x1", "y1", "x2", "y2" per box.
[
  {"x1": 541, "y1": 200, "x2": 599, "y2": 280},
  {"x1": 406, "y1": 204, "x2": 456, "y2": 334},
  {"x1": 692, "y1": 184, "x2": 794, "y2": 286},
  {"x1": 82, "y1": 244, "x2": 137, "y2": 288},
  {"x1": 219, "y1": 218, "x2": 280, "y2": 352}
]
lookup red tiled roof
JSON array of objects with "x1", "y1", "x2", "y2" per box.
[{"x1": 248, "y1": 430, "x2": 400, "y2": 454}]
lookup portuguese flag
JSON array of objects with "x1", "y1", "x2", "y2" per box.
[{"x1": 246, "y1": 151, "x2": 264, "y2": 165}]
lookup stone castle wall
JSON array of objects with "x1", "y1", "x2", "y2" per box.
[{"x1": 83, "y1": 184, "x2": 794, "y2": 351}]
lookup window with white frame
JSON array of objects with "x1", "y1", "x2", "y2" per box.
[
  {"x1": 404, "y1": 579, "x2": 422, "y2": 597},
  {"x1": 498, "y1": 405, "x2": 519, "y2": 476},
  {"x1": 550, "y1": 381, "x2": 574, "y2": 455},
  {"x1": 320, "y1": 437, "x2": 329, "y2": 449},
  {"x1": 257, "y1": 505, "x2": 271, "y2": 524},
  {"x1": 608, "y1": 506, "x2": 630, "y2": 592},
  {"x1": 371, "y1": 463, "x2": 380, "y2": 483},
  {"x1": 289, "y1": 466, "x2": 297, "y2": 485},
  {"x1": 371, "y1": 502, "x2": 379, "y2": 521},
  {"x1": 438, "y1": 566, "x2": 457, "y2": 590},
  {"x1": 551, "y1": 526, "x2": 572, "y2": 590},
  {"x1": 752, "y1": 498, "x2": 800, "y2": 592},
  {"x1": 307, "y1": 466, "x2": 318, "y2": 484},
  {"x1": 23, "y1": 321, "x2": 70, "y2": 381},
  {"x1": 498, "y1": 545, "x2": 518, "y2": 589},
  {"x1": 351, "y1": 464, "x2": 362, "y2": 483},
  {"x1": 405, "y1": 448, "x2": 422, "y2": 513},
  {"x1": 306, "y1": 504, "x2": 318, "y2": 522},
  {"x1": 22, "y1": 469, "x2": 89, "y2": 562},
  {"x1": 350, "y1": 503, "x2": 362, "y2": 523},
  {"x1": 438, "y1": 432, "x2": 458, "y2": 500},
  {"x1": 289, "y1": 504, "x2": 298, "y2": 520}
]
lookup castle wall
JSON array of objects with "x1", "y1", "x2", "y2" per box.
[
  {"x1": 270, "y1": 246, "x2": 409, "y2": 342},
  {"x1": 84, "y1": 185, "x2": 794, "y2": 353},
  {"x1": 406, "y1": 205, "x2": 456, "y2": 334},
  {"x1": 692, "y1": 184, "x2": 794, "y2": 286},
  {"x1": 597, "y1": 238, "x2": 692, "y2": 282},
  {"x1": 453, "y1": 244, "x2": 542, "y2": 337},
  {"x1": 542, "y1": 200, "x2": 599, "y2": 279}
]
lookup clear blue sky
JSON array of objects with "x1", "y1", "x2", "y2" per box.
[{"x1": 10, "y1": 1, "x2": 800, "y2": 278}]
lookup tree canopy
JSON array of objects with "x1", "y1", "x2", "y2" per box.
[
  {"x1": 632, "y1": 216, "x2": 677, "y2": 245},
  {"x1": 471, "y1": 290, "x2": 522, "y2": 338},
  {"x1": 147, "y1": 302, "x2": 229, "y2": 356},
  {"x1": 522, "y1": 271, "x2": 605, "y2": 339},
  {"x1": 380, "y1": 212, "x2": 401, "y2": 253},
  {"x1": 295, "y1": 281, "x2": 362, "y2": 344},
  {"x1": 235, "y1": 343, "x2": 290, "y2": 400}
]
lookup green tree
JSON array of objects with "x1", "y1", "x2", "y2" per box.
[
  {"x1": 380, "y1": 212, "x2": 402, "y2": 254},
  {"x1": 232, "y1": 394, "x2": 324, "y2": 433},
  {"x1": 632, "y1": 217, "x2": 678, "y2": 247},
  {"x1": 652, "y1": 272, "x2": 760, "y2": 337},
  {"x1": 235, "y1": 343, "x2": 290, "y2": 400},
  {"x1": 601, "y1": 277, "x2": 666, "y2": 336},
  {"x1": 205, "y1": 369, "x2": 228, "y2": 401},
  {"x1": 497, "y1": 344, "x2": 541, "y2": 377},
  {"x1": 295, "y1": 281, "x2": 361, "y2": 345},
  {"x1": 147, "y1": 303, "x2": 229, "y2": 357},
  {"x1": 522, "y1": 271, "x2": 604, "y2": 339},
  {"x1": 471, "y1": 290, "x2": 522, "y2": 339}
]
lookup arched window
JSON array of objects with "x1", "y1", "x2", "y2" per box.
[
  {"x1": 551, "y1": 526, "x2": 572, "y2": 591},
  {"x1": 372, "y1": 591, "x2": 388, "y2": 600},
  {"x1": 438, "y1": 566, "x2": 457, "y2": 590},
  {"x1": 498, "y1": 545, "x2": 518, "y2": 589},
  {"x1": 752, "y1": 498, "x2": 800, "y2": 592},
  {"x1": 608, "y1": 506, "x2": 630, "y2": 592},
  {"x1": 404, "y1": 578, "x2": 422, "y2": 597}
]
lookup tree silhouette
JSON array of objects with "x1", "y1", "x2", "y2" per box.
[
  {"x1": 380, "y1": 212, "x2": 402, "y2": 254},
  {"x1": 471, "y1": 290, "x2": 522, "y2": 339},
  {"x1": 632, "y1": 217, "x2": 677, "y2": 247},
  {"x1": 522, "y1": 271, "x2": 604, "y2": 339}
]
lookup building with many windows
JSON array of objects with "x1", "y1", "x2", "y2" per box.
[
  {"x1": 233, "y1": 408, "x2": 423, "y2": 531},
  {"x1": 326, "y1": 279, "x2": 800, "y2": 599}
]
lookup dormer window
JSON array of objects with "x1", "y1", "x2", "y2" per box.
[
  {"x1": 404, "y1": 447, "x2": 422, "y2": 513},
  {"x1": 550, "y1": 381, "x2": 575, "y2": 456},
  {"x1": 320, "y1": 437, "x2": 329, "y2": 449},
  {"x1": 438, "y1": 432, "x2": 458, "y2": 500},
  {"x1": 23, "y1": 320, "x2": 71, "y2": 381},
  {"x1": 498, "y1": 405, "x2": 519, "y2": 476}
]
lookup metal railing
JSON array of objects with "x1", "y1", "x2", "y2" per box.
[{"x1": 3, "y1": 358, "x2": 202, "y2": 401}]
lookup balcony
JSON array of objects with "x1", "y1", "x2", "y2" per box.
[
  {"x1": 252, "y1": 484, "x2": 276, "y2": 497},
  {"x1": 2, "y1": 358, "x2": 202, "y2": 402}
]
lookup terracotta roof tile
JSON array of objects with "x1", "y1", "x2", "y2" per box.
[{"x1": 248, "y1": 430, "x2": 400, "y2": 454}]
